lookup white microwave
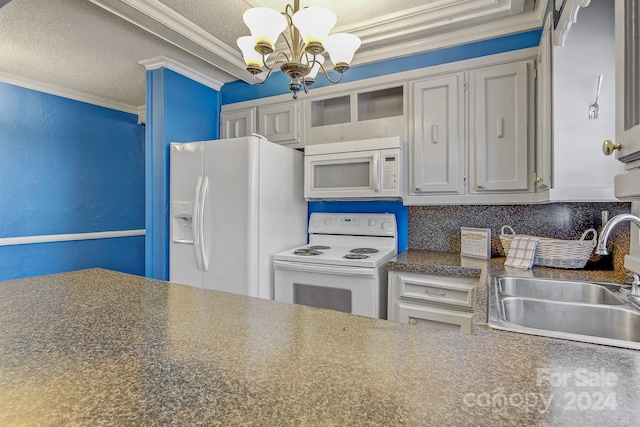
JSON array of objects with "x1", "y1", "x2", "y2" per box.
[{"x1": 304, "y1": 136, "x2": 403, "y2": 200}]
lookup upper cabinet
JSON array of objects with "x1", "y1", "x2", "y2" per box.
[
  {"x1": 304, "y1": 85, "x2": 404, "y2": 145},
  {"x1": 469, "y1": 60, "x2": 533, "y2": 194},
  {"x1": 405, "y1": 50, "x2": 538, "y2": 204},
  {"x1": 535, "y1": 12, "x2": 553, "y2": 193},
  {"x1": 220, "y1": 107, "x2": 256, "y2": 139},
  {"x1": 614, "y1": 0, "x2": 640, "y2": 164},
  {"x1": 411, "y1": 73, "x2": 465, "y2": 195},
  {"x1": 221, "y1": 101, "x2": 303, "y2": 147},
  {"x1": 613, "y1": 0, "x2": 640, "y2": 201},
  {"x1": 257, "y1": 102, "x2": 302, "y2": 146},
  {"x1": 550, "y1": 1, "x2": 622, "y2": 202}
]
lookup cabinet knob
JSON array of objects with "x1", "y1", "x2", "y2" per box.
[
  {"x1": 602, "y1": 140, "x2": 621, "y2": 156},
  {"x1": 408, "y1": 317, "x2": 417, "y2": 325},
  {"x1": 477, "y1": 183, "x2": 484, "y2": 189},
  {"x1": 415, "y1": 185, "x2": 422, "y2": 191},
  {"x1": 535, "y1": 175, "x2": 542, "y2": 183}
]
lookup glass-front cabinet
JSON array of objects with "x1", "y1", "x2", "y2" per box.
[{"x1": 305, "y1": 85, "x2": 404, "y2": 144}]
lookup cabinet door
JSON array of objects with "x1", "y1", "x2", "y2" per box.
[
  {"x1": 397, "y1": 302, "x2": 473, "y2": 334},
  {"x1": 258, "y1": 102, "x2": 301, "y2": 145},
  {"x1": 470, "y1": 60, "x2": 532, "y2": 193},
  {"x1": 536, "y1": 13, "x2": 553, "y2": 192},
  {"x1": 412, "y1": 73, "x2": 465, "y2": 194},
  {"x1": 614, "y1": 0, "x2": 640, "y2": 164},
  {"x1": 220, "y1": 108, "x2": 256, "y2": 139}
]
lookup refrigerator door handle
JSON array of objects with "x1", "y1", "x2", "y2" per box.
[
  {"x1": 192, "y1": 176, "x2": 204, "y2": 271},
  {"x1": 199, "y1": 176, "x2": 209, "y2": 271}
]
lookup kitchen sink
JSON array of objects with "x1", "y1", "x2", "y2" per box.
[
  {"x1": 488, "y1": 276, "x2": 640, "y2": 350},
  {"x1": 497, "y1": 276, "x2": 624, "y2": 305}
]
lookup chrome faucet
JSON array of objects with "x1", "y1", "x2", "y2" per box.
[
  {"x1": 629, "y1": 273, "x2": 640, "y2": 297},
  {"x1": 595, "y1": 213, "x2": 640, "y2": 255}
]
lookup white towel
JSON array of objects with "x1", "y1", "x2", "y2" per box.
[{"x1": 504, "y1": 236, "x2": 540, "y2": 269}]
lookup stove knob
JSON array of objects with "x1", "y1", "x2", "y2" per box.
[
  {"x1": 381, "y1": 222, "x2": 389, "y2": 231},
  {"x1": 313, "y1": 220, "x2": 321, "y2": 228},
  {"x1": 324, "y1": 218, "x2": 332, "y2": 225},
  {"x1": 368, "y1": 219, "x2": 376, "y2": 226}
]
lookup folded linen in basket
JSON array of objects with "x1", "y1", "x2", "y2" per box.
[{"x1": 504, "y1": 236, "x2": 541, "y2": 269}]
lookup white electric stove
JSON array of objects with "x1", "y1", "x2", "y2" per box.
[{"x1": 273, "y1": 212, "x2": 397, "y2": 319}]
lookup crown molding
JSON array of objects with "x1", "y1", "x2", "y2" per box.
[
  {"x1": 89, "y1": 0, "x2": 251, "y2": 83},
  {"x1": 137, "y1": 105, "x2": 146, "y2": 124},
  {"x1": 0, "y1": 70, "x2": 140, "y2": 115},
  {"x1": 138, "y1": 56, "x2": 224, "y2": 91},
  {"x1": 352, "y1": 3, "x2": 545, "y2": 67},
  {"x1": 340, "y1": 0, "x2": 516, "y2": 42},
  {"x1": 554, "y1": 0, "x2": 591, "y2": 46}
]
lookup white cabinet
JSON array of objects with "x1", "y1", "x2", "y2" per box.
[
  {"x1": 612, "y1": 0, "x2": 640, "y2": 276},
  {"x1": 411, "y1": 73, "x2": 465, "y2": 194},
  {"x1": 220, "y1": 107, "x2": 256, "y2": 139},
  {"x1": 407, "y1": 56, "x2": 536, "y2": 203},
  {"x1": 388, "y1": 271, "x2": 477, "y2": 334},
  {"x1": 613, "y1": 0, "x2": 640, "y2": 201},
  {"x1": 614, "y1": 0, "x2": 640, "y2": 166},
  {"x1": 469, "y1": 60, "x2": 533, "y2": 193},
  {"x1": 305, "y1": 85, "x2": 404, "y2": 145},
  {"x1": 549, "y1": 1, "x2": 622, "y2": 202},
  {"x1": 257, "y1": 102, "x2": 302, "y2": 146},
  {"x1": 536, "y1": 13, "x2": 553, "y2": 192}
]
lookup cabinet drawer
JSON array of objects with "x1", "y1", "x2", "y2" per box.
[
  {"x1": 397, "y1": 303, "x2": 473, "y2": 334},
  {"x1": 397, "y1": 274, "x2": 477, "y2": 309}
]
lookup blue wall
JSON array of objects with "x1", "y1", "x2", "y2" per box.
[
  {"x1": 222, "y1": 29, "x2": 542, "y2": 104},
  {"x1": 145, "y1": 68, "x2": 220, "y2": 280},
  {"x1": 0, "y1": 82, "x2": 145, "y2": 281}
]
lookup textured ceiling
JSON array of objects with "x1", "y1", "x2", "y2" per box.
[
  {"x1": 0, "y1": 0, "x2": 239, "y2": 108},
  {"x1": 0, "y1": 0, "x2": 543, "y2": 111}
]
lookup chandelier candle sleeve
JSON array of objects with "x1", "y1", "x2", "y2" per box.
[
  {"x1": 237, "y1": 0, "x2": 361, "y2": 99},
  {"x1": 291, "y1": 6, "x2": 337, "y2": 53},
  {"x1": 243, "y1": 7, "x2": 287, "y2": 52}
]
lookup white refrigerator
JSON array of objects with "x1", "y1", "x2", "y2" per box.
[{"x1": 169, "y1": 135, "x2": 307, "y2": 299}]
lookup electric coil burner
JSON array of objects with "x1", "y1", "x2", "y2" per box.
[
  {"x1": 273, "y1": 213, "x2": 398, "y2": 319},
  {"x1": 293, "y1": 249, "x2": 323, "y2": 256}
]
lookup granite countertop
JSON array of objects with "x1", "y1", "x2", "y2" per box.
[
  {"x1": 1, "y1": 267, "x2": 639, "y2": 426},
  {"x1": 387, "y1": 250, "x2": 631, "y2": 329}
]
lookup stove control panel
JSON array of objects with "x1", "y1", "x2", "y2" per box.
[{"x1": 309, "y1": 213, "x2": 396, "y2": 237}]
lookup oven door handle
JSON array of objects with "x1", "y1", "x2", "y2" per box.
[{"x1": 274, "y1": 260, "x2": 376, "y2": 277}]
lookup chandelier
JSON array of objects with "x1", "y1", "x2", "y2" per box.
[{"x1": 237, "y1": 0, "x2": 361, "y2": 99}]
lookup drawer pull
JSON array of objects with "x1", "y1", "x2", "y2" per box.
[
  {"x1": 424, "y1": 288, "x2": 447, "y2": 296},
  {"x1": 409, "y1": 317, "x2": 417, "y2": 325}
]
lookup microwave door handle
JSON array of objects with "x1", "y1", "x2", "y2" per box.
[{"x1": 372, "y1": 153, "x2": 380, "y2": 192}]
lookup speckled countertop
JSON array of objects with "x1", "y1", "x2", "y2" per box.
[{"x1": 1, "y1": 267, "x2": 639, "y2": 426}]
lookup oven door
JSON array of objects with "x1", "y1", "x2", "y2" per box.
[
  {"x1": 304, "y1": 150, "x2": 380, "y2": 199},
  {"x1": 274, "y1": 260, "x2": 384, "y2": 319}
]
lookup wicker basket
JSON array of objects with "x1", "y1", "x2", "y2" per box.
[{"x1": 499, "y1": 226, "x2": 598, "y2": 269}]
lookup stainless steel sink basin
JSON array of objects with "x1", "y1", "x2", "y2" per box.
[
  {"x1": 498, "y1": 276, "x2": 624, "y2": 305},
  {"x1": 487, "y1": 275, "x2": 640, "y2": 350}
]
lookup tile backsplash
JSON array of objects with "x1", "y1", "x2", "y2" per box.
[{"x1": 409, "y1": 202, "x2": 631, "y2": 272}]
